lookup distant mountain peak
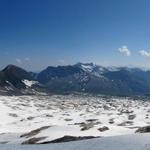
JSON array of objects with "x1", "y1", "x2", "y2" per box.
[
  {"x1": 2, "y1": 64, "x2": 34, "y2": 81},
  {"x1": 2, "y1": 64, "x2": 26, "y2": 72},
  {"x1": 75, "y1": 62, "x2": 95, "y2": 67},
  {"x1": 0, "y1": 64, "x2": 50, "y2": 95}
]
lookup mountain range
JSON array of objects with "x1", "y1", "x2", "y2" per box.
[{"x1": 1, "y1": 63, "x2": 150, "y2": 96}]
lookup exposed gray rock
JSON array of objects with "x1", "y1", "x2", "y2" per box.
[
  {"x1": 109, "y1": 118, "x2": 115, "y2": 124},
  {"x1": 39, "y1": 135, "x2": 99, "y2": 144},
  {"x1": 9, "y1": 113, "x2": 18, "y2": 117},
  {"x1": 80, "y1": 123, "x2": 94, "y2": 131},
  {"x1": 22, "y1": 137, "x2": 47, "y2": 144},
  {"x1": 86, "y1": 119, "x2": 98, "y2": 122},
  {"x1": 128, "y1": 114, "x2": 136, "y2": 120},
  {"x1": 64, "y1": 118, "x2": 73, "y2": 121},
  {"x1": 135, "y1": 126, "x2": 150, "y2": 133},
  {"x1": 98, "y1": 126, "x2": 109, "y2": 132},
  {"x1": 74, "y1": 121, "x2": 100, "y2": 131},
  {"x1": 118, "y1": 121, "x2": 133, "y2": 126},
  {"x1": 20, "y1": 126, "x2": 50, "y2": 138},
  {"x1": 27, "y1": 116, "x2": 34, "y2": 120},
  {"x1": 120, "y1": 110, "x2": 133, "y2": 114}
]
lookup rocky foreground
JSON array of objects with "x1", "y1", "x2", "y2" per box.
[{"x1": 0, "y1": 94, "x2": 150, "y2": 144}]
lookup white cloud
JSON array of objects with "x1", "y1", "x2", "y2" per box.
[
  {"x1": 25, "y1": 57, "x2": 30, "y2": 61},
  {"x1": 16, "y1": 58, "x2": 22, "y2": 64},
  {"x1": 139, "y1": 50, "x2": 150, "y2": 58},
  {"x1": 118, "y1": 46, "x2": 131, "y2": 56}
]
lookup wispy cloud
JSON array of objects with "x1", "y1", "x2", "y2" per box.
[
  {"x1": 58, "y1": 59, "x2": 65, "y2": 65},
  {"x1": 139, "y1": 50, "x2": 150, "y2": 58},
  {"x1": 25, "y1": 57, "x2": 30, "y2": 61},
  {"x1": 16, "y1": 58, "x2": 22, "y2": 64},
  {"x1": 118, "y1": 46, "x2": 131, "y2": 56}
]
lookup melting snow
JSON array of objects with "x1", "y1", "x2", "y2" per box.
[
  {"x1": 0, "y1": 94, "x2": 149, "y2": 144},
  {"x1": 22, "y1": 80, "x2": 38, "y2": 87}
]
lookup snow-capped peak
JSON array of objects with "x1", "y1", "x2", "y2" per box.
[
  {"x1": 76, "y1": 63, "x2": 95, "y2": 72},
  {"x1": 81, "y1": 64, "x2": 93, "y2": 72}
]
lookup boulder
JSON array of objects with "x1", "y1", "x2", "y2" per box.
[
  {"x1": 98, "y1": 126, "x2": 109, "y2": 132},
  {"x1": 135, "y1": 126, "x2": 150, "y2": 133}
]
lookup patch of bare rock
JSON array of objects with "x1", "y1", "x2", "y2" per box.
[
  {"x1": 22, "y1": 137, "x2": 47, "y2": 144},
  {"x1": 135, "y1": 125, "x2": 150, "y2": 133},
  {"x1": 74, "y1": 121, "x2": 101, "y2": 131},
  {"x1": 118, "y1": 121, "x2": 133, "y2": 126},
  {"x1": 39, "y1": 135, "x2": 100, "y2": 144},
  {"x1": 128, "y1": 114, "x2": 136, "y2": 120},
  {"x1": 20, "y1": 126, "x2": 50, "y2": 138},
  {"x1": 98, "y1": 126, "x2": 109, "y2": 132}
]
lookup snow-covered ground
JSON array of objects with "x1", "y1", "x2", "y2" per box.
[
  {"x1": 0, "y1": 94, "x2": 150, "y2": 144},
  {"x1": 22, "y1": 79, "x2": 38, "y2": 88},
  {"x1": 1, "y1": 134, "x2": 150, "y2": 150}
]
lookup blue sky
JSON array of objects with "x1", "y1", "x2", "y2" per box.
[{"x1": 1, "y1": 0, "x2": 150, "y2": 71}]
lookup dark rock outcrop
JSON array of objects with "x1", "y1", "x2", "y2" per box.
[
  {"x1": 40, "y1": 135, "x2": 100, "y2": 144},
  {"x1": 20, "y1": 126, "x2": 50, "y2": 138},
  {"x1": 22, "y1": 137, "x2": 47, "y2": 144},
  {"x1": 135, "y1": 126, "x2": 150, "y2": 133},
  {"x1": 98, "y1": 126, "x2": 109, "y2": 132}
]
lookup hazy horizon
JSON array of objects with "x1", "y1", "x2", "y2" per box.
[{"x1": 1, "y1": 61, "x2": 150, "y2": 73}]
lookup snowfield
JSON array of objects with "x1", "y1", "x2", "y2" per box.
[
  {"x1": 0, "y1": 94, "x2": 150, "y2": 145},
  {"x1": 1, "y1": 134, "x2": 150, "y2": 150},
  {"x1": 22, "y1": 79, "x2": 39, "y2": 88}
]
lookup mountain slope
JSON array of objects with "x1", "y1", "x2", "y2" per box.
[
  {"x1": 35, "y1": 63, "x2": 150, "y2": 96},
  {"x1": 2, "y1": 64, "x2": 34, "y2": 89},
  {"x1": 0, "y1": 65, "x2": 49, "y2": 95},
  {"x1": 1, "y1": 63, "x2": 150, "y2": 96}
]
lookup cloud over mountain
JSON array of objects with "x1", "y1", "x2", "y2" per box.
[
  {"x1": 139, "y1": 50, "x2": 150, "y2": 58},
  {"x1": 16, "y1": 58, "x2": 22, "y2": 64},
  {"x1": 118, "y1": 46, "x2": 131, "y2": 56}
]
